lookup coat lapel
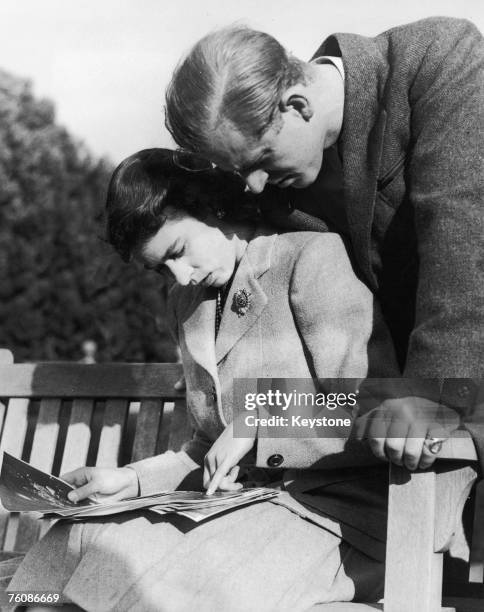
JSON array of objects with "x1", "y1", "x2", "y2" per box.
[
  {"x1": 180, "y1": 287, "x2": 218, "y2": 380},
  {"x1": 215, "y1": 230, "x2": 275, "y2": 364},
  {"x1": 314, "y1": 34, "x2": 388, "y2": 290}
]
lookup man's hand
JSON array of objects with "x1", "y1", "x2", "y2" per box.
[
  {"x1": 352, "y1": 396, "x2": 460, "y2": 470},
  {"x1": 204, "y1": 419, "x2": 256, "y2": 495},
  {"x1": 62, "y1": 466, "x2": 139, "y2": 503}
]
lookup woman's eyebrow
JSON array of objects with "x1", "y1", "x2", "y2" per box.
[{"x1": 144, "y1": 240, "x2": 180, "y2": 270}]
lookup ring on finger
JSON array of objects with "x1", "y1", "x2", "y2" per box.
[{"x1": 424, "y1": 436, "x2": 446, "y2": 455}]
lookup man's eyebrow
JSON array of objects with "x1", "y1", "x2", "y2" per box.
[{"x1": 238, "y1": 148, "x2": 271, "y2": 173}]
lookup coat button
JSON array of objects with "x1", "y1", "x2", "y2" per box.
[
  {"x1": 210, "y1": 386, "x2": 217, "y2": 402},
  {"x1": 267, "y1": 454, "x2": 284, "y2": 467}
]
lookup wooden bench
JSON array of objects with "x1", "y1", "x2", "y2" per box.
[
  {"x1": 0, "y1": 351, "x2": 190, "y2": 554},
  {"x1": 0, "y1": 350, "x2": 482, "y2": 612}
]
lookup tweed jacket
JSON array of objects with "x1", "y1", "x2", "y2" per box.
[
  {"x1": 263, "y1": 17, "x2": 484, "y2": 469},
  {"x1": 129, "y1": 229, "x2": 408, "y2": 560}
]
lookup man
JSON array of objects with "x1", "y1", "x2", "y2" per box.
[{"x1": 165, "y1": 18, "x2": 484, "y2": 472}]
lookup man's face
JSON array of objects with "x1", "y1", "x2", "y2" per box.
[
  {"x1": 210, "y1": 110, "x2": 325, "y2": 194},
  {"x1": 137, "y1": 208, "x2": 237, "y2": 287}
]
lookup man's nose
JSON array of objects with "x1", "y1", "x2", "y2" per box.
[
  {"x1": 244, "y1": 170, "x2": 269, "y2": 194},
  {"x1": 165, "y1": 260, "x2": 191, "y2": 286}
]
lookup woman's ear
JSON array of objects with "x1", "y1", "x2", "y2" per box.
[{"x1": 279, "y1": 87, "x2": 313, "y2": 121}]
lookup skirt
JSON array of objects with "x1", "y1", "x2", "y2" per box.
[{"x1": 8, "y1": 498, "x2": 383, "y2": 612}]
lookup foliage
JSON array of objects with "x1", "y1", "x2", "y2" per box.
[{"x1": 0, "y1": 68, "x2": 176, "y2": 362}]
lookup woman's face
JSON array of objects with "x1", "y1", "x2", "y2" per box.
[{"x1": 138, "y1": 207, "x2": 238, "y2": 287}]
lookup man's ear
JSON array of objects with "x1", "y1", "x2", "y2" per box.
[{"x1": 279, "y1": 87, "x2": 313, "y2": 121}]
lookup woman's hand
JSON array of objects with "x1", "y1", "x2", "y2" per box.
[
  {"x1": 204, "y1": 419, "x2": 256, "y2": 495},
  {"x1": 352, "y1": 396, "x2": 460, "y2": 470},
  {"x1": 62, "y1": 466, "x2": 139, "y2": 503}
]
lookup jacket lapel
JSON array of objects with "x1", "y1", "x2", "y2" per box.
[
  {"x1": 215, "y1": 230, "x2": 275, "y2": 364},
  {"x1": 180, "y1": 288, "x2": 218, "y2": 380},
  {"x1": 314, "y1": 34, "x2": 388, "y2": 290}
]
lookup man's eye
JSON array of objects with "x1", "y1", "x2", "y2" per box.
[
  {"x1": 171, "y1": 246, "x2": 185, "y2": 259},
  {"x1": 154, "y1": 263, "x2": 167, "y2": 275}
]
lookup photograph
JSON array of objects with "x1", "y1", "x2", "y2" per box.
[{"x1": 0, "y1": 1, "x2": 483, "y2": 610}]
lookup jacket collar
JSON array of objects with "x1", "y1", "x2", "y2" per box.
[
  {"x1": 215, "y1": 226, "x2": 275, "y2": 363},
  {"x1": 178, "y1": 226, "x2": 276, "y2": 374}
]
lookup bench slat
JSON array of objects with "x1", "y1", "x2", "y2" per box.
[
  {"x1": 0, "y1": 363, "x2": 183, "y2": 398},
  {"x1": 96, "y1": 400, "x2": 128, "y2": 467},
  {"x1": 15, "y1": 399, "x2": 62, "y2": 552},
  {"x1": 59, "y1": 399, "x2": 94, "y2": 475},
  {"x1": 131, "y1": 400, "x2": 163, "y2": 462},
  {"x1": 385, "y1": 467, "x2": 443, "y2": 612},
  {"x1": 0, "y1": 399, "x2": 30, "y2": 551},
  {"x1": 29, "y1": 399, "x2": 62, "y2": 471},
  {"x1": 469, "y1": 481, "x2": 484, "y2": 583}
]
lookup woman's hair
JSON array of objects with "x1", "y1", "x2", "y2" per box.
[
  {"x1": 165, "y1": 26, "x2": 306, "y2": 155},
  {"x1": 105, "y1": 148, "x2": 256, "y2": 262}
]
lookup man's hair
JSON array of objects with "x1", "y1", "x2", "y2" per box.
[
  {"x1": 105, "y1": 148, "x2": 255, "y2": 262},
  {"x1": 165, "y1": 26, "x2": 306, "y2": 155}
]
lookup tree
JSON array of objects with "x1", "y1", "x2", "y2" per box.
[{"x1": 0, "y1": 68, "x2": 176, "y2": 362}]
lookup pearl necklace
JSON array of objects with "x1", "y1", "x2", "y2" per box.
[
  {"x1": 215, "y1": 284, "x2": 230, "y2": 338},
  {"x1": 215, "y1": 289, "x2": 223, "y2": 337}
]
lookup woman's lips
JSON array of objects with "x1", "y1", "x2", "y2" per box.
[{"x1": 200, "y1": 272, "x2": 214, "y2": 287}]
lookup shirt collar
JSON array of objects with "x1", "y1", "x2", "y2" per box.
[{"x1": 311, "y1": 55, "x2": 345, "y2": 81}]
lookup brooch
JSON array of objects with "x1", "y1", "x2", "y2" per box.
[{"x1": 232, "y1": 288, "x2": 252, "y2": 317}]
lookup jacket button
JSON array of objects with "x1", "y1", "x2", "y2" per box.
[
  {"x1": 211, "y1": 386, "x2": 217, "y2": 402},
  {"x1": 267, "y1": 454, "x2": 284, "y2": 467}
]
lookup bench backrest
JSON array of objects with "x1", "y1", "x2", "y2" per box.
[{"x1": 0, "y1": 353, "x2": 189, "y2": 553}]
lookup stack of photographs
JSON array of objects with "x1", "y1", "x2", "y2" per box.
[{"x1": 0, "y1": 452, "x2": 278, "y2": 523}]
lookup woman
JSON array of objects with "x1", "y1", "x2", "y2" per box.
[{"x1": 9, "y1": 148, "x2": 400, "y2": 611}]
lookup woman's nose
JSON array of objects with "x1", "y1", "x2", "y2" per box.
[
  {"x1": 244, "y1": 169, "x2": 269, "y2": 194},
  {"x1": 164, "y1": 260, "x2": 191, "y2": 286}
]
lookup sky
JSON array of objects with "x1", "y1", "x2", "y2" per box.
[{"x1": 0, "y1": 0, "x2": 482, "y2": 164}]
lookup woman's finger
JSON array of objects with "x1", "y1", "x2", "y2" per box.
[
  {"x1": 205, "y1": 462, "x2": 231, "y2": 496},
  {"x1": 216, "y1": 478, "x2": 243, "y2": 492},
  {"x1": 206, "y1": 466, "x2": 241, "y2": 493},
  {"x1": 61, "y1": 467, "x2": 90, "y2": 486},
  {"x1": 203, "y1": 454, "x2": 217, "y2": 490},
  {"x1": 67, "y1": 479, "x2": 99, "y2": 503},
  {"x1": 225, "y1": 465, "x2": 240, "y2": 483},
  {"x1": 217, "y1": 467, "x2": 243, "y2": 492}
]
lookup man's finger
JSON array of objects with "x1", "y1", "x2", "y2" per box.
[
  {"x1": 367, "y1": 437, "x2": 387, "y2": 461},
  {"x1": 402, "y1": 422, "x2": 428, "y2": 471},
  {"x1": 383, "y1": 437, "x2": 406, "y2": 466}
]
